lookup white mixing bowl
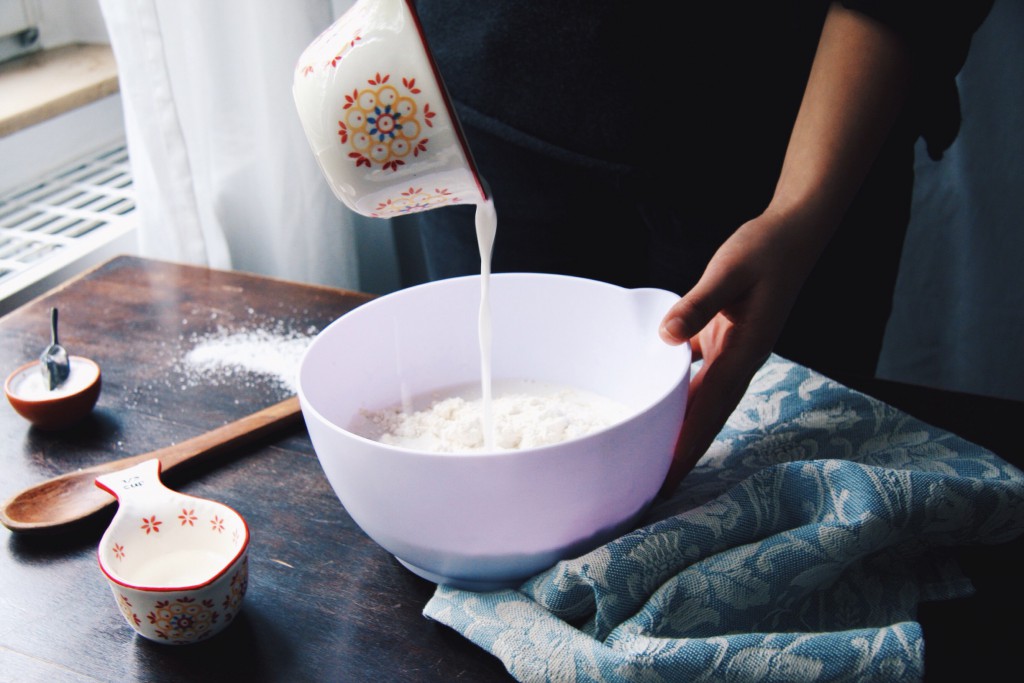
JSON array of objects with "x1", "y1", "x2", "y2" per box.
[{"x1": 298, "y1": 273, "x2": 691, "y2": 590}]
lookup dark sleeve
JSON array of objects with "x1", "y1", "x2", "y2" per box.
[{"x1": 841, "y1": 0, "x2": 995, "y2": 159}]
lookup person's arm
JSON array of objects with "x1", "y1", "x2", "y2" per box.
[{"x1": 658, "y1": 2, "x2": 912, "y2": 494}]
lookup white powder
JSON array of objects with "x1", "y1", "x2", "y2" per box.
[
  {"x1": 361, "y1": 380, "x2": 631, "y2": 452},
  {"x1": 8, "y1": 357, "x2": 99, "y2": 399},
  {"x1": 180, "y1": 327, "x2": 315, "y2": 393}
]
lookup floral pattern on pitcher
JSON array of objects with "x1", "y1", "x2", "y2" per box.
[
  {"x1": 339, "y1": 73, "x2": 435, "y2": 172},
  {"x1": 300, "y1": 30, "x2": 364, "y2": 74},
  {"x1": 296, "y1": 11, "x2": 366, "y2": 77},
  {"x1": 293, "y1": 0, "x2": 488, "y2": 216},
  {"x1": 370, "y1": 186, "x2": 459, "y2": 217},
  {"x1": 328, "y1": 31, "x2": 362, "y2": 68}
]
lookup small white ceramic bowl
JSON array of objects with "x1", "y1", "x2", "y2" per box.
[
  {"x1": 95, "y1": 459, "x2": 249, "y2": 644},
  {"x1": 4, "y1": 356, "x2": 102, "y2": 430},
  {"x1": 298, "y1": 273, "x2": 691, "y2": 591}
]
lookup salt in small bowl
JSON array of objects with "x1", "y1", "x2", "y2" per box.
[
  {"x1": 4, "y1": 356, "x2": 102, "y2": 430},
  {"x1": 95, "y1": 459, "x2": 250, "y2": 645}
]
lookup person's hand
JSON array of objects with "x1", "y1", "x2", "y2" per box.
[
  {"x1": 657, "y1": 208, "x2": 825, "y2": 496},
  {"x1": 655, "y1": 3, "x2": 912, "y2": 496}
]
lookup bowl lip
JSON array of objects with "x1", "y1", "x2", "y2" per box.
[
  {"x1": 4, "y1": 356, "x2": 102, "y2": 405},
  {"x1": 401, "y1": 0, "x2": 488, "y2": 202},
  {"x1": 297, "y1": 272, "x2": 692, "y2": 460},
  {"x1": 308, "y1": 270, "x2": 676, "y2": 332}
]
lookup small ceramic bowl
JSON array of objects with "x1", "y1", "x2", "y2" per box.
[
  {"x1": 4, "y1": 356, "x2": 102, "y2": 430},
  {"x1": 293, "y1": 0, "x2": 487, "y2": 218},
  {"x1": 298, "y1": 273, "x2": 692, "y2": 591},
  {"x1": 95, "y1": 459, "x2": 250, "y2": 645}
]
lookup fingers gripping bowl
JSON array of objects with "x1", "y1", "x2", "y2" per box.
[{"x1": 297, "y1": 273, "x2": 691, "y2": 591}]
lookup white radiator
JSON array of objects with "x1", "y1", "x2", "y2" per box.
[{"x1": 0, "y1": 140, "x2": 138, "y2": 316}]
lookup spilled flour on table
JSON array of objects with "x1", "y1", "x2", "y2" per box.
[
  {"x1": 121, "y1": 307, "x2": 321, "y2": 414},
  {"x1": 178, "y1": 326, "x2": 315, "y2": 394}
]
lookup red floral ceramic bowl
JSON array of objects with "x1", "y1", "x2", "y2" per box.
[
  {"x1": 293, "y1": 0, "x2": 487, "y2": 218},
  {"x1": 95, "y1": 459, "x2": 249, "y2": 645}
]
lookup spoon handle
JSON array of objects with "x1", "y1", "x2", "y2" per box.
[
  {"x1": 150, "y1": 395, "x2": 302, "y2": 471},
  {"x1": 0, "y1": 396, "x2": 303, "y2": 534}
]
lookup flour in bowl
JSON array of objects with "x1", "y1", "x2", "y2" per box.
[{"x1": 360, "y1": 380, "x2": 631, "y2": 452}]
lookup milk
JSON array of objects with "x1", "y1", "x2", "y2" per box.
[
  {"x1": 474, "y1": 199, "x2": 497, "y2": 449},
  {"x1": 464, "y1": 196, "x2": 633, "y2": 452},
  {"x1": 128, "y1": 549, "x2": 228, "y2": 587}
]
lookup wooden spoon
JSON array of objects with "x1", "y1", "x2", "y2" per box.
[{"x1": 1, "y1": 396, "x2": 303, "y2": 534}]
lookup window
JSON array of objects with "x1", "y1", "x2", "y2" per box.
[
  {"x1": 0, "y1": 0, "x2": 137, "y2": 314},
  {"x1": 0, "y1": 0, "x2": 39, "y2": 64}
]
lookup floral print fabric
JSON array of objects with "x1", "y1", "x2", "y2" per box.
[{"x1": 424, "y1": 355, "x2": 1024, "y2": 682}]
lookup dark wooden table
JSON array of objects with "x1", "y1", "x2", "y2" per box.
[
  {"x1": 0, "y1": 255, "x2": 516, "y2": 682},
  {"x1": 1, "y1": 255, "x2": 1020, "y2": 682}
]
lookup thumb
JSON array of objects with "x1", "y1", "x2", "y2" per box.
[{"x1": 659, "y1": 264, "x2": 750, "y2": 346}]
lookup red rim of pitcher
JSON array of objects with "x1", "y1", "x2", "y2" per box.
[{"x1": 403, "y1": 0, "x2": 489, "y2": 202}]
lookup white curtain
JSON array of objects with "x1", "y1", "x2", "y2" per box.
[{"x1": 98, "y1": 0, "x2": 360, "y2": 289}]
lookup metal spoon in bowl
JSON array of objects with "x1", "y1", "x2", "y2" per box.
[{"x1": 40, "y1": 307, "x2": 71, "y2": 390}]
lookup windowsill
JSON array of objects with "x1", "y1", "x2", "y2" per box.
[{"x1": 0, "y1": 42, "x2": 118, "y2": 138}]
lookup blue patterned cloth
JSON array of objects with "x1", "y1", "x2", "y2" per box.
[{"x1": 424, "y1": 355, "x2": 1024, "y2": 682}]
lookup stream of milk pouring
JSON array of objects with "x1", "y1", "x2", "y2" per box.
[{"x1": 474, "y1": 198, "x2": 497, "y2": 450}]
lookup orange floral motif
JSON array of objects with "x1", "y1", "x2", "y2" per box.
[
  {"x1": 297, "y1": 24, "x2": 363, "y2": 76},
  {"x1": 337, "y1": 72, "x2": 434, "y2": 172},
  {"x1": 210, "y1": 515, "x2": 225, "y2": 533},
  {"x1": 179, "y1": 508, "x2": 197, "y2": 526},
  {"x1": 370, "y1": 187, "x2": 458, "y2": 218},
  {"x1": 117, "y1": 594, "x2": 141, "y2": 627},
  {"x1": 328, "y1": 32, "x2": 361, "y2": 67},
  {"x1": 222, "y1": 557, "x2": 249, "y2": 620},
  {"x1": 113, "y1": 543, "x2": 125, "y2": 560},
  {"x1": 148, "y1": 597, "x2": 219, "y2": 643},
  {"x1": 141, "y1": 515, "x2": 162, "y2": 534}
]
